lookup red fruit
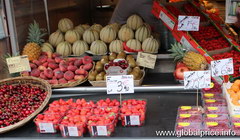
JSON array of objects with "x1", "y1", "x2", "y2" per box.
[
  {"x1": 48, "y1": 62, "x2": 59, "y2": 69},
  {"x1": 68, "y1": 61, "x2": 74, "y2": 66},
  {"x1": 53, "y1": 68, "x2": 60, "y2": 73},
  {"x1": 52, "y1": 76, "x2": 57, "y2": 80},
  {"x1": 75, "y1": 69, "x2": 86, "y2": 75},
  {"x1": 38, "y1": 65, "x2": 47, "y2": 71},
  {"x1": 31, "y1": 69, "x2": 40, "y2": 77},
  {"x1": 52, "y1": 53, "x2": 61, "y2": 58},
  {"x1": 74, "y1": 59, "x2": 83, "y2": 67},
  {"x1": 40, "y1": 72, "x2": 47, "y2": 80},
  {"x1": 68, "y1": 58, "x2": 77, "y2": 62},
  {"x1": 84, "y1": 71, "x2": 88, "y2": 77},
  {"x1": 83, "y1": 63, "x2": 93, "y2": 71},
  {"x1": 44, "y1": 69, "x2": 54, "y2": 78},
  {"x1": 55, "y1": 57, "x2": 63, "y2": 63},
  {"x1": 174, "y1": 66, "x2": 189, "y2": 80},
  {"x1": 64, "y1": 71, "x2": 75, "y2": 80},
  {"x1": 68, "y1": 79, "x2": 76, "y2": 83},
  {"x1": 54, "y1": 71, "x2": 64, "y2": 79},
  {"x1": 59, "y1": 78, "x2": 68, "y2": 84},
  {"x1": 32, "y1": 60, "x2": 42, "y2": 66},
  {"x1": 82, "y1": 56, "x2": 92, "y2": 64},
  {"x1": 21, "y1": 71, "x2": 30, "y2": 76},
  {"x1": 47, "y1": 58, "x2": 55, "y2": 63},
  {"x1": 67, "y1": 65, "x2": 78, "y2": 72},
  {"x1": 41, "y1": 52, "x2": 48, "y2": 56},
  {"x1": 30, "y1": 63, "x2": 37, "y2": 69},
  {"x1": 74, "y1": 75, "x2": 85, "y2": 80},
  {"x1": 42, "y1": 62, "x2": 49, "y2": 67},
  {"x1": 59, "y1": 64, "x2": 68, "y2": 72},
  {"x1": 48, "y1": 79, "x2": 58, "y2": 85},
  {"x1": 176, "y1": 62, "x2": 186, "y2": 69},
  {"x1": 38, "y1": 55, "x2": 48, "y2": 63}
]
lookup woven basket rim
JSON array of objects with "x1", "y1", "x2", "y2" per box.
[{"x1": 0, "y1": 76, "x2": 52, "y2": 134}]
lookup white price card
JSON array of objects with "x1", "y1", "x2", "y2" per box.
[
  {"x1": 178, "y1": 16, "x2": 200, "y2": 31},
  {"x1": 125, "y1": 115, "x2": 140, "y2": 126},
  {"x1": 68, "y1": 126, "x2": 78, "y2": 136},
  {"x1": 184, "y1": 71, "x2": 211, "y2": 89},
  {"x1": 39, "y1": 123, "x2": 55, "y2": 133},
  {"x1": 211, "y1": 58, "x2": 234, "y2": 77},
  {"x1": 106, "y1": 75, "x2": 134, "y2": 94},
  {"x1": 136, "y1": 52, "x2": 157, "y2": 69},
  {"x1": 159, "y1": 11, "x2": 175, "y2": 30},
  {"x1": 6, "y1": 55, "x2": 31, "y2": 74},
  {"x1": 91, "y1": 126, "x2": 108, "y2": 136}
]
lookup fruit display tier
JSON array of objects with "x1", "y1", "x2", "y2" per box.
[
  {"x1": 152, "y1": 0, "x2": 240, "y2": 63},
  {"x1": 0, "y1": 92, "x2": 202, "y2": 138}
]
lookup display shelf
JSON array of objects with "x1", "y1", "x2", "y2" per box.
[{"x1": 0, "y1": 92, "x2": 201, "y2": 138}]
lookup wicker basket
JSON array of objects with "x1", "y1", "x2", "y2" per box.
[
  {"x1": 89, "y1": 70, "x2": 145, "y2": 87},
  {"x1": 0, "y1": 76, "x2": 52, "y2": 134}
]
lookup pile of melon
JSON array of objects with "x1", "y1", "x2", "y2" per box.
[{"x1": 42, "y1": 15, "x2": 160, "y2": 57}]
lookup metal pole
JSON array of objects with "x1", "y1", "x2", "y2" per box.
[
  {"x1": 43, "y1": 0, "x2": 50, "y2": 34},
  {"x1": 4, "y1": 0, "x2": 19, "y2": 55}
]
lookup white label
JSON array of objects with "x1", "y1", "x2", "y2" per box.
[
  {"x1": 178, "y1": 16, "x2": 200, "y2": 31},
  {"x1": 184, "y1": 71, "x2": 211, "y2": 89},
  {"x1": 211, "y1": 58, "x2": 234, "y2": 77},
  {"x1": 39, "y1": 123, "x2": 55, "y2": 133},
  {"x1": 159, "y1": 11, "x2": 175, "y2": 30},
  {"x1": 6, "y1": 55, "x2": 31, "y2": 73},
  {"x1": 136, "y1": 52, "x2": 157, "y2": 69},
  {"x1": 68, "y1": 126, "x2": 78, "y2": 136},
  {"x1": 106, "y1": 75, "x2": 134, "y2": 94},
  {"x1": 214, "y1": 58, "x2": 234, "y2": 76},
  {"x1": 96, "y1": 126, "x2": 107, "y2": 136},
  {"x1": 124, "y1": 115, "x2": 140, "y2": 126}
]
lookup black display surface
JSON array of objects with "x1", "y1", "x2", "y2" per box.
[{"x1": 0, "y1": 92, "x2": 200, "y2": 138}]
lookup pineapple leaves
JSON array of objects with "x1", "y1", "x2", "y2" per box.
[
  {"x1": 169, "y1": 42, "x2": 188, "y2": 62},
  {"x1": 27, "y1": 20, "x2": 47, "y2": 45}
]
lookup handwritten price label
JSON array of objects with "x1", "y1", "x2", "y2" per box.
[
  {"x1": 211, "y1": 58, "x2": 234, "y2": 77},
  {"x1": 6, "y1": 55, "x2": 31, "y2": 74},
  {"x1": 106, "y1": 75, "x2": 134, "y2": 94},
  {"x1": 159, "y1": 11, "x2": 175, "y2": 30},
  {"x1": 178, "y1": 16, "x2": 200, "y2": 31},
  {"x1": 184, "y1": 71, "x2": 211, "y2": 89},
  {"x1": 136, "y1": 52, "x2": 157, "y2": 69}
]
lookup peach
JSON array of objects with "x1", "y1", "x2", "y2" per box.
[
  {"x1": 30, "y1": 63, "x2": 37, "y2": 69},
  {"x1": 47, "y1": 58, "x2": 55, "y2": 63},
  {"x1": 54, "y1": 71, "x2": 64, "y2": 79},
  {"x1": 48, "y1": 62, "x2": 59, "y2": 69},
  {"x1": 83, "y1": 63, "x2": 93, "y2": 71},
  {"x1": 75, "y1": 69, "x2": 86, "y2": 75},
  {"x1": 32, "y1": 60, "x2": 42, "y2": 66},
  {"x1": 67, "y1": 65, "x2": 78, "y2": 72},
  {"x1": 64, "y1": 71, "x2": 75, "y2": 80},
  {"x1": 74, "y1": 59, "x2": 83, "y2": 67},
  {"x1": 38, "y1": 65, "x2": 47, "y2": 71},
  {"x1": 31, "y1": 69, "x2": 40, "y2": 77},
  {"x1": 74, "y1": 75, "x2": 85, "y2": 81},
  {"x1": 59, "y1": 78, "x2": 68, "y2": 84},
  {"x1": 40, "y1": 72, "x2": 47, "y2": 80},
  {"x1": 55, "y1": 57, "x2": 63, "y2": 63},
  {"x1": 38, "y1": 55, "x2": 48, "y2": 63},
  {"x1": 44, "y1": 69, "x2": 53, "y2": 78}
]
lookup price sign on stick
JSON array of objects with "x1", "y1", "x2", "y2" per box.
[
  {"x1": 211, "y1": 58, "x2": 234, "y2": 77},
  {"x1": 136, "y1": 52, "x2": 157, "y2": 69},
  {"x1": 106, "y1": 75, "x2": 134, "y2": 94},
  {"x1": 184, "y1": 71, "x2": 211, "y2": 89},
  {"x1": 178, "y1": 16, "x2": 200, "y2": 31}
]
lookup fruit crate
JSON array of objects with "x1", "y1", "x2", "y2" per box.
[
  {"x1": 223, "y1": 83, "x2": 240, "y2": 117},
  {"x1": 151, "y1": 0, "x2": 240, "y2": 61},
  {"x1": 88, "y1": 70, "x2": 145, "y2": 87}
]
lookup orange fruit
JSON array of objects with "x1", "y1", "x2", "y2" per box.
[
  {"x1": 231, "y1": 93, "x2": 238, "y2": 99},
  {"x1": 234, "y1": 80, "x2": 240, "y2": 86},
  {"x1": 227, "y1": 89, "x2": 236, "y2": 95},
  {"x1": 231, "y1": 85, "x2": 240, "y2": 92},
  {"x1": 232, "y1": 99, "x2": 240, "y2": 106}
]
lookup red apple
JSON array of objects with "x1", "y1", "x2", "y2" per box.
[
  {"x1": 174, "y1": 66, "x2": 189, "y2": 80},
  {"x1": 176, "y1": 61, "x2": 186, "y2": 69}
]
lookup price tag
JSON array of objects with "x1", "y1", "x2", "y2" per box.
[
  {"x1": 136, "y1": 52, "x2": 157, "y2": 69},
  {"x1": 68, "y1": 126, "x2": 78, "y2": 136},
  {"x1": 125, "y1": 115, "x2": 140, "y2": 126},
  {"x1": 211, "y1": 58, "x2": 234, "y2": 77},
  {"x1": 39, "y1": 123, "x2": 55, "y2": 133},
  {"x1": 91, "y1": 126, "x2": 107, "y2": 136},
  {"x1": 6, "y1": 55, "x2": 31, "y2": 74},
  {"x1": 178, "y1": 16, "x2": 200, "y2": 31},
  {"x1": 184, "y1": 71, "x2": 211, "y2": 89},
  {"x1": 106, "y1": 75, "x2": 134, "y2": 94},
  {"x1": 159, "y1": 11, "x2": 175, "y2": 30}
]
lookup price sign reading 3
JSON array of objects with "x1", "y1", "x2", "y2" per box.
[
  {"x1": 211, "y1": 58, "x2": 234, "y2": 77},
  {"x1": 106, "y1": 75, "x2": 134, "y2": 94},
  {"x1": 184, "y1": 71, "x2": 211, "y2": 89}
]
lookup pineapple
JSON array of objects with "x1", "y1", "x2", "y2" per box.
[
  {"x1": 22, "y1": 20, "x2": 47, "y2": 61},
  {"x1": 169, "y1": 43, "x2": 208, "y2": 71}
]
